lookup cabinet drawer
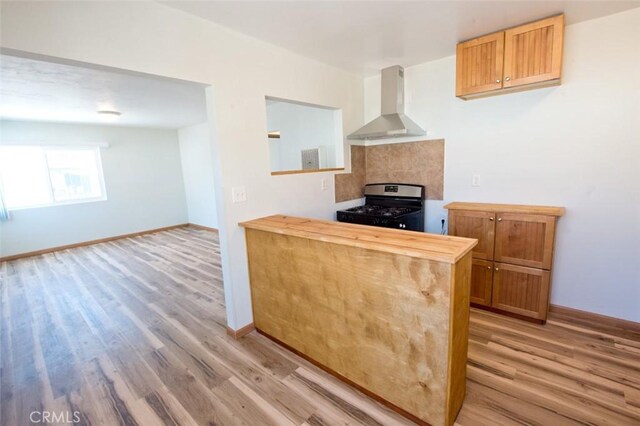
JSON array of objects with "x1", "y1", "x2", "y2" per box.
[
  {"x1": 448, "y1": 210, "x2": 496, "y2": 260},
  {"x1": 491, "y1": 263, "x2": 550, "y2": 320},
  {"x1": 470, "y1": 259, "x2": 494, "y2": 306},
  {"x1": 494, "y1": 213, "x2": 556, "y2": 269}
]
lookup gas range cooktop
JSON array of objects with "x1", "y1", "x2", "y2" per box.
[
  {"x1": 336, "y1": 183, "x2": 426, "y2": 231},
  {"x1": 342, "y1": 204, "x2": 419, "y2": 218}
]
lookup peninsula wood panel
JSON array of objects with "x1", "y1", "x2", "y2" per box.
[
  {"x1": 448, "y1": 210, "x2": 495, "y2": 260},
  {"x1": 456, "y1": 32, "x2": 504, "y2": 97},
  {"x1": 445, "y1": 252, "x2": 472, "y2": 425},
  {"x1": 503, "y1": 14, "x2": 564, "y2": 88},
  {"x1": 494, "y1": 212, "x2": 556, "y2": 270},
  {"x1": 244, "y1": 226, "x2": 471, "y2": 426},
  {"x1": 492, "y1": 262, "x2": 551, "y2": 319},
  {"x1": 470, "y1": 259, "x2": 494, "y2": 306}
]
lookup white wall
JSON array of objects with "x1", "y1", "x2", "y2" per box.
[
  {"x1": 0, "y1": 120, "x2": 188, "y2": 257},
  {"x1": 364, "y1": 9, "x2": 640, "y2": 322},
  {"x1": 266, "y1": 101, "x2": 342, "y2": 171},
  {"x1": 178, "y1": 122, "x2": 218, "y2": 229},
  {"x1": 0, "y1": 1, "x2": 363, "y2": 329}
]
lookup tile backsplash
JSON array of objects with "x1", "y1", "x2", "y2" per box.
[
  {"x1": 335, "y1": 139, "x2": 444, "y2": 202},
  {"x1": 335, "y1": 145, "x2": 366, "y2": 202}
]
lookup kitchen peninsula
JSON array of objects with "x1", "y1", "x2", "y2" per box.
[{"x1": 240, "y1": 215, "x2": 477, "y2": 426}]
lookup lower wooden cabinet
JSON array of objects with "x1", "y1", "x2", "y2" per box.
[
  {"x1": 492, "y1": 263, "x2": 551, "y2": 320},
  {"x1": 445, "y1": 202, "x2": 564, "y2": 323},
  {"x1": 470, "y1": 259, "x2": 494, "y2": 306}
]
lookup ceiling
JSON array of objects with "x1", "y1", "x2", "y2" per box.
[
  {"x1": 0, "y1": 54, "x2": 208, "y2": 129},
  {"x1": 161, "y1": 0, "x2": 640, "y2": 76}
]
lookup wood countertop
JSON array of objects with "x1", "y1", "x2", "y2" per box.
[
  {"x1": 239, "y1": 215, "x2": 477, "y2": 264},
  {"x1": 444, "y1": 202, "x2": 565, "y2": 216}
]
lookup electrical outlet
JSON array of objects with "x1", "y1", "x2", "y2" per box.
[
  {"x1": 231, "y1": 186, "x2": 247, "y2": 203},
  {"x1": 321, "y1": 178, "x2": 328, "y2": 191},
  {"x1": 472, "y1": 174, "x2": 481, "y2": 187},
  {"x1": 440, "y1": 214, "x2": 447, "y2": 231}
]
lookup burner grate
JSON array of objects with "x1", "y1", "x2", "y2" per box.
[{"x1": 344, "y1": 205, "x2": 416, "y2": 218}]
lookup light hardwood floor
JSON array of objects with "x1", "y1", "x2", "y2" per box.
[{"x1": 1, "y1": 227, "x2": 639, "y2": 425}]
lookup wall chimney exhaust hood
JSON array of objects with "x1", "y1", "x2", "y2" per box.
[{"x1": 348, "y1": 65, "x2": 425, "y2": 140}]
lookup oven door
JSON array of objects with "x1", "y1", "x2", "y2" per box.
[{"x1": 374, "y1": 214, "x2": 424, "y2": 232}]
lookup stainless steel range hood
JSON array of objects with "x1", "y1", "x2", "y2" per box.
[{"x1": 348, "y1": 65, "x2": 426, "y2": 140}]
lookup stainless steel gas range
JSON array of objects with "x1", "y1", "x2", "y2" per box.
[{"x1": 336, "y1": 183, "x2": 425, "y2": 231}]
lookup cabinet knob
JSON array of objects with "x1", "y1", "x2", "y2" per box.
[
  {"x1": 498, "y1": 217, "x2": 502, "y2": 222},
  {"x1": 487, "y1": 266, "x2": 491, "y2": 270},
  {"x1": 495, "y1": 268, "x2": 499, "y2": 271},
  {"x1": 496, "y1": 79, "x2": 500, "y2": 83},
  {"x1": 489, "y1": 217, "x2": 494, "y2": 221},
  {"x1": 505, "y1": 77, "x2": 511, "y2": 81}
]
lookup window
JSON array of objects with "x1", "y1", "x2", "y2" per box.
[
  {"x1": 0, "y1": 146, "x2": 106, "y2": 210},
  {"x1": 265, "y1": 97, "x2": 344, "y2": 175}
]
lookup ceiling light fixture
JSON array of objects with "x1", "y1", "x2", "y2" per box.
[{"x1": 97, "y1": 110, "x2": 122, "y2": 117}]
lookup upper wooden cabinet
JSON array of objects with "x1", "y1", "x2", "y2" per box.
[
  {"x1": 456, "y1": 15, "x2": 564, "y2": 99},
  {"x1": 456, "y1": 32, "x2": 504, "y2": 97}
]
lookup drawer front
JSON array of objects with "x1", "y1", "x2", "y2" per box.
[
  {"x1": 491, "y1": 262, "x2": 550, "y2": 319},
  {"x1": 494, "y1": 213, "x2": 556, "y2": 269},
  {"x1": 448, "y1": 210, "x2": 496, "y2": 260}
]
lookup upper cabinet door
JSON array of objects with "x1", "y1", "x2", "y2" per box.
[
  {"x1": 503, "y1": 15, "x2": 564, "y2": 88},
  {"x1": 456, "y1": 32, "x2": 505, "y2": 97},
  {"x1": 494, "y1": 213, "x2": 556, "y2": 270},
  {"x1": 448, "y1": 210, "x2": 496, "y2": 260}
]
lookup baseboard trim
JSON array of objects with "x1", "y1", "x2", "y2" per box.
[
  {"x1": 549, "y1": 304, "x2": 640, "y2": 333},
  {"x1": 226, "y1": 323, "x2": 255, "y2": 340},
  {"x1": 471, "y1": 303, "x2": 546, "y2": 324},
  {"x1": 187, "y1": 223, "x2": 219, "y2": 232},
  {"x1": 0, "y1": 224, "x2": 190, "y2": 262}
]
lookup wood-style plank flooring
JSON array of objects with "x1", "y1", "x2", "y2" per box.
[{"x1": 1, "y1": 227, "x2": 639, "y2": 425}]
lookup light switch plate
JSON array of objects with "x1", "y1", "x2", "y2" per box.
[
  {"x1": 232, "y1": 186, "x2": 247, "y2": 203},
  {"x1": 321, "y1": 178, "x2": 328, "y2": 191},
  {"x1": 472, "y1": 174, "x2": 481, "y2": 187}
]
